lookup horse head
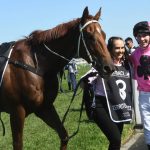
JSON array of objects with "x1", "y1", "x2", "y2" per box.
[{"x1": 79, "y1": 7, "x2": 115, "y2": 78}]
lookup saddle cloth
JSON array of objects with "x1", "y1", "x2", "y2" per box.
[{"x1": 0, "y1": 41, "x2": 15, "y2": 86}]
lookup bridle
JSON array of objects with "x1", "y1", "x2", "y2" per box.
[
  {"x1": 6, "y1": 20, "x2": 100, "y2": 77},
  {"x1": 44, "y1": 20, "x2": 99, "y2": 65},
  {"x1": 78, "y1": 20, "x2": 99, "y2": 65}
]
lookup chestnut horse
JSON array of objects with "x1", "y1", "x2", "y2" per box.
[{"x1": 0, "y1": 7, "x2": 114, "y2": 150}]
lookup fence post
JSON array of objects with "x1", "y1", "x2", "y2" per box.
[{"x1": 132, "y1": 80, "x2": 142, "y2": 129}]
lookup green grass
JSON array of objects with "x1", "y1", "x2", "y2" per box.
[{"x1": 0, "y1": 64, "x2": 134, "y2": 150}]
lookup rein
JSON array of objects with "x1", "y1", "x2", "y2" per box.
[
  {"x1": 43, "y1": 20, "x2": 99, "y2": 140},
  {"x1": 62, "y1": 78, "x2": 84, "y2": 140}
]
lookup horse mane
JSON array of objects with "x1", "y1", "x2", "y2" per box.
[{"x1": 27, "y1": 18, "x2": 80, "y2": 45}]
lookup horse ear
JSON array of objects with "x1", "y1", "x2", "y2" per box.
[
  {"x1": 94, "y1": 7, "x2": 102, "y2": 21},
  {"x1": 81, "y1": 6, "x2": 89, "y2": 25}
]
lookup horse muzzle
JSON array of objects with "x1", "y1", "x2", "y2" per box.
[{"x1": 95, "y1": 63, "x2": 115, "y2": 78}]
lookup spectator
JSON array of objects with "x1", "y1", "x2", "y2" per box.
[
  {"x1": 66, "y1": 58, "x2": 78, "y2": 91},
  {"x1": 57, "y1": 68, "x2": 66, "y2": 92},
  {"x1": 130, "y1": 21, "x2": 150, "y2": 150},
  {"x1": 125, "y1": 37, "x2": 136, "y2": 55},
  {"x1": 82, "y1": 36, "x2": 132, "y2": 150}
]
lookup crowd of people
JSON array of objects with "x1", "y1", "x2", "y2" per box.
[
  {"x1": 81, "y1": 21, "x2": 150, "y2": 150},
  {"x1": 56, "y1": 20, "x2": 150, "y2": 150}
]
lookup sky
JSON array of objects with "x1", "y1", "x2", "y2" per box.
[{"x1": 0, "y1": 0, "x2": 150, "y2": 46}]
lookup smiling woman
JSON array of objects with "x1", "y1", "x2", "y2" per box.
[
  {"x1": 107, "y1": 37, "x2": 126, "y2": 65},
  {"x1": 82, "y1": 36, "x2": 133, "y2": 150}
]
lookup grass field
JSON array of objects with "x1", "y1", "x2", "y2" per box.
[{"x1": 0, "y1": 64, "x2": 134, "y2": 150}]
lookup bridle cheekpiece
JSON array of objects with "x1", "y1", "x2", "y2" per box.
[{"x1": 77, "y1": 20, "x2": 99, "y2": 65}]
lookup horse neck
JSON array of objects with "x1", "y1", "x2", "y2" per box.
[
  {"x1": 50, "y1": 25, "x2": 80, "y2": 59},
  {"x1": 42, "y1": 28, "x2": 80, "y2": 72},
  {"x1": 31, "y1": 19, "x2": 81, "y2": 74},
  {"x1": 35, "y1": 40, "x2": 78, "y2": 75}
]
